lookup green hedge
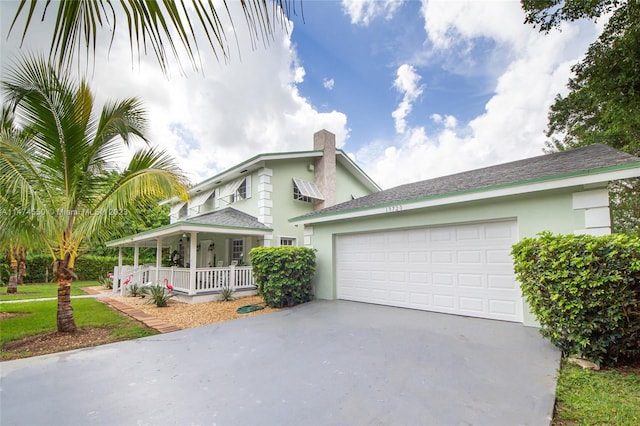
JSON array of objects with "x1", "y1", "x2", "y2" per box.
[
  {"x1": 24, "y1": 254, "x2": 152, "y2": 283},
  {"x1": 512, "y1": 232, "x2": 640, "y2": 366},
  {"x1": 250, "y1": 246, "x2": 316, "y2": 308}
]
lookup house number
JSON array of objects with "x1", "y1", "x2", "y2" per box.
[{"x1": 385, "y1": 205, "x2": 403, "y2": 213}]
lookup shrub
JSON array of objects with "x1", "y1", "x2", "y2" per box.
[
  {"x1": 512, "y1": 232, "x2": 640, "y2": 366},
  {"x1": 25, "y1": 254, "x2": 153, "y2": 282},
  {"x1": 98, "y1": 274, "x2": 114, "y2": 289},
  {"x1": 250, "y1": 246, "x2": 316, "y2": 308},
  {"x1": 148, "y1": 284, "x2": 173, "y2": 307},
  {"x1": 218, "y1": 285, "x2": 235, "y2": 301},
  {"x1": 127, "y1": 283, "x2": 148, "y2": 298}
]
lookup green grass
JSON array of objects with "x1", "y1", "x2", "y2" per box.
[
  {"x1": 0, "y1": 280, "x2": 97, "y2": 300},
  {"x1": 0, "y1": 298, "x2": 157, "y2": 359},
  {"x1": 553, "y1": 361, "x2": 640, "y2": 425}
]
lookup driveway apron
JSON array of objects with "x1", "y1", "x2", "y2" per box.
[{"x1": 1, "y1": 300, "x2": 560, "y2": 425}]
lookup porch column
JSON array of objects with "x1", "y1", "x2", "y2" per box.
[
  {"x1": 133, "y1": 243, "x2": 139, "y2": 268},
  {"x1": 155, "y1": 238, "x2": 162, "y2": 283},
  {"x1": 189, "y1": 232, "x2": 197, "y2": 295},
  {"x1": 117, "y1": 247, "x2": 123, "y2": 295}
]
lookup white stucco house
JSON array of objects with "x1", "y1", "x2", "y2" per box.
[
  {"x1": 290, "y1": 144, "x2": 640, "y2": 326},
  {"x1": 107, "y1": 130, "x2": 380, "y2": 301}
]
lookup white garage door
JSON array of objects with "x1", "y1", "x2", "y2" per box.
[{"x1": 336, "y1": 220, "x2": 523, "y2": 322}]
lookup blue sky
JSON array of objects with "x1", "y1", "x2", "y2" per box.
[
  {"x1": 0, "y1": 0, "x2": 603, "y2": 188},
  {"x1": 293, "y1": 1, "x2": 493, "y2": 145}
]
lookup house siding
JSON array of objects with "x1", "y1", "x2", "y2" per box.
[{"x1": 307, "y1": 188, "x2": 585, "y2": 327}]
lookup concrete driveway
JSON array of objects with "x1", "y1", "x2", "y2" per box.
[{"x1": 1, "y1": 300, "x2": 560, "y2": 425}]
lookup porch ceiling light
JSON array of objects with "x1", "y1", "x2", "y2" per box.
[{"x1": 181, "y1": 233, "x2": 187, "y2": 238}]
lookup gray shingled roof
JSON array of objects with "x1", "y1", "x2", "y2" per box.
[
  {"x1": 298, "y1": 144, "x2": 639, "y2": 218},
  {"x1": 186, "y1": 207, "x2": 270, "y2": 229}
]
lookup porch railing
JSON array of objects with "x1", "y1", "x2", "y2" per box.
[{"x1": 113, "y1": 264, "x2": 255, "y2": 295}]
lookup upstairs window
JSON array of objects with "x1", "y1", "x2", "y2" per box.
[
  {"x1": 231, "y1": 179, "x2": 247, "y2": 203},
  {"x1": 219, "y1": 177, "x2": 251, "y2": 204},
  {"x1": 293, "y1": 184, "x2": 312, "y2": 203},
  {"x1": 292, "y1": 178, "x2": 324, "y2": 203},
  {"x1": 178, "y1": 203, "x2": 188, "y2": 219}
]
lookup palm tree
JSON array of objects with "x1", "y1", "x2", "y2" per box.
[
  {"x1": 8, "y1": 0, "x2": 297, "y2": 73},
  {"x1": 0, "y1": 54, "x2": 188, "y2": 332}
]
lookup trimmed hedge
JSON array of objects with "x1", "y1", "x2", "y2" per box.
[
  {"x1": 250, "y1": 246, "x2": 316, "y2": 308},
  {"x1": 24, "y1": 254, "x2": 152, "y2": 283},
  {"x1": 512, "y1": 232, "x2": 640, "y2": 366}
]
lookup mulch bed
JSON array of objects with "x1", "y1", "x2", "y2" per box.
[{"x1": 2, "y1": 327, "x2": 116, "y2": 360}]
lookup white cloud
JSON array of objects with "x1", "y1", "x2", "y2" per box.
[
  {"x1": 341, "y1": 0, "x2": 403, "y2": 26},
  {"x1": 391, "y1": 64, "x2": 424, "y2": 134},
  {"x1": 430, "y1": 114, "x2": 457, "y2": 129},
  {"x1": 0, "y1": 3, "x2": 347, "y2": 184},
  {"x1": 352, "y1": 0, "x2": 602, "y2": 189},
  {"x1": 323, "y1": 78, "x2": 335, "y2": 90}
]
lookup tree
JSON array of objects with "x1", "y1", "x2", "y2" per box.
[
  {"x1": 522, "y1": 0, "x2": 625, "y2": 33},
  {"x1": 521, "y1": 0, "x2": 640, "y2": 234},
  {"x1": 0, "y1": 54, "x2": 188, "y2": 332},
  {"x1": 8, "y1": 0, "x2": 298, "y2": 73},
  {"x1": 0, "y1": 106, "x2": 33, "y2": 293}
]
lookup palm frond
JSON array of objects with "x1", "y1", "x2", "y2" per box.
[
  {"x1": 8, "y1": 1, "x2": 295, "y2": 73},
  {"x1": 75, "y1": 146, "x2": 188, "y2": 241}
]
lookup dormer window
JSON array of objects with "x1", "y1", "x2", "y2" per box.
[{"x1": 292, "y1": 178, "x2": 324, "y2": 203}]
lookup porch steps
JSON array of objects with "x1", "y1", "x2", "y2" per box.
[{"x1": 99, "y1": 297, "x2": 182, "y2": 333}]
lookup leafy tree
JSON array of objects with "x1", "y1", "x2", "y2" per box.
[
  {"x1": 86, "y1": 198, "x2": 170, "y2": 259},
  {"x1": 8, "y1": 0, "x2": 297, "y2": 73},
  {"x1": 522, "y1": 0, "x2": 625, "y2": 33},
  {"x1": 0, "y1": 54, "x2": 188, "y2": 332},
  {"x1": 522, "y1": 0, "x2": 640, "y2": 234}
]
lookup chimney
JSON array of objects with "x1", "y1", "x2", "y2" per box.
[{"x1": 313, "y1": 129, "x2": 336, "y2": 210}]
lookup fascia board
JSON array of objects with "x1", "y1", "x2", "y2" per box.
[
  {"x1": 336, "y1": 151, "x2": 382, "y2": 192},
  {"x1": 106, "y1": 222, "x2": 272, "y2": 247}
]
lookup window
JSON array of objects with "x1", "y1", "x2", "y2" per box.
[
  {"x1": 280, "y1": 237, "x2": 296, "y2": 247},
  {"x1": 231, "y1": 239, "x2": 244, "y2": 262},
  {"x1": 292, "y1": 178, "x2": 324, "y2": 203},
  {"x1": 293, "y1": 184, "x2": 312, "y2": 203},
  {"x1": 220, "y1": 177, "x2": 251, "y2": 204},
  {"x1": 178, "y1": 203, "x2": 188, "y2": 219},
  {"x1": 231, "y1": 179, "x2": 247, "y2": 203}
]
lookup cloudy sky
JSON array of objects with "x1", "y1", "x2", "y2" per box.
[{"x1": 0, "y1": 0, "x2": 603, "y2": 189}]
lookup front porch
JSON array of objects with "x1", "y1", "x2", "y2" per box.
[
  {"x1": 113, "y1": 264, "x2": 257, "y2": 303},
  {"x1": 106, "y1": 208, "x2": 273, "y2": 303}
]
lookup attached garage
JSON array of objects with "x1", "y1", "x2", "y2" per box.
[
  {"x1": 291, "y1": 144, "x2": 640, "y2": 326},
  {"x1": 335, "y1": 220, "x2": 522, "y2": 322}
]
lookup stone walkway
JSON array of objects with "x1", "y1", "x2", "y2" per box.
[{"x1": 83, "y1": 287, "x2": 182, "y2": 334}]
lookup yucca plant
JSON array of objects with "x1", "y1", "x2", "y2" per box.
[
  {"x1": 218, "y1": 285, "x2": 235, "y2": 302},
  {"x1": 127, "y1": 283, "x2": 148, "y2": 298},
  {"x1": 148, "y1": 284, "x2": 173, "y2": 307}
]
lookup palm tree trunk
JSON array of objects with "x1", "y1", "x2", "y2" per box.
[
  {"x1": 55, "y1": 259, "x2": 77, "y2": 333},
  {"x1": 6, "y1": 274, "x2": 18, "y2": 294}
]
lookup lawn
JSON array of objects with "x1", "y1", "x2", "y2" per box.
[
  {"x1": 0, "y1": 280, "x2": 94, "y2": 300},
  {"x1": 0, "y1": 283, "x2": 157, "y2": 360},
  {"x1": 553, "y1": 361, "x2": 640, "y2": 425}
]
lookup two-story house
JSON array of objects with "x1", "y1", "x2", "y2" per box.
[{"x1": 108, "y1": 129, "x2": 380, "y2": 301}]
